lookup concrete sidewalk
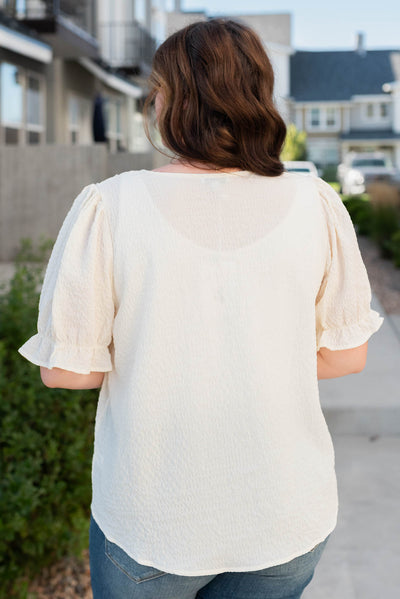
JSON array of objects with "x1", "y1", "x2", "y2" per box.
[
  {"x1": 320, "y1": 292, "x2": 400, "y2": 436},
  {"x1": 305, "y1": 292, "x2": 400, "y2": 598},
  {"x1": 303, "y1": 434, "x2": 400, "y2": 599}
]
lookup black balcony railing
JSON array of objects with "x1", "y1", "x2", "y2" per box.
[
  {"x1": 3, "y1": 0, "x2": 96, "y2": 37},
  {"x1": 99, "y1": 21, "x2": 156, "y2": 73}
]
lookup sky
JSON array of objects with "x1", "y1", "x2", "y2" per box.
[{"x1": 165, "y1": 1, "x2": 400, "y2": 51}]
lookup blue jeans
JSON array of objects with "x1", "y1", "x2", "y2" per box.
[{"x1": 89, "y1": 513, "x2": 330, "y2": 599}]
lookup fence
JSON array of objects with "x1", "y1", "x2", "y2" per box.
[{"x1": 0, "y1": 144, "x2": 165, "y2": 261}]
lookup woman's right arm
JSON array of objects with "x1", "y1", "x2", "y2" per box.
[{"x1": 317, "y1": 341, "x2": 369, "y2": 379}]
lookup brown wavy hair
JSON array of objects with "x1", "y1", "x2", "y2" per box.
[{"x1": 143, "y1": 18, "x2": 287, "y2": 176}]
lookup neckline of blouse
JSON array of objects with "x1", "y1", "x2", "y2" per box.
[{"x1": 140, "y1": 169, "x2": 291, "y2": 179}]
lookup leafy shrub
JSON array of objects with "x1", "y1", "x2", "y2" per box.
[
  {"x1": 342, "y1": 196, "x2": 374, "y2": 236},
  {"x1": 0, "y1": 239, "x2": 98, "y2": 598},
  {"x1": 369, "y1": 203, "x2": 400, "y2": 259},
  {"x1": 386, "y1": 230, "x2": 400, "y2": 268},
  {"x1": 321, "y1": 164, "x2": 338, "y2": 183},
  {"x1": 281, "y1": 124, "x2": 307, "y2": 161}
]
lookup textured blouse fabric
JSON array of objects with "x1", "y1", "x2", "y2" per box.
[{"x1": 18, "y1": 170, "x2": 384, "y2": 576}]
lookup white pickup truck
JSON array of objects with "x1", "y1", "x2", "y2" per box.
[{"x1": 337, "y1": 152, "x2": 400, "y2": 195}]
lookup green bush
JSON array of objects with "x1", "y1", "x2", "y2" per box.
[
  {"x1": 321, "y1": 164, "x2": 338, "y2": 183},
  {"x1": 386, "y1": 230, "x2": 400, "y2": 267},
  {"x1": 342, "y1": 196, "x2": 374, "y2": 236},
  {"x1": 0, "y1": 239, "x2": 98, "y2": 598},
  {"x1": 369, "y1": 203, "x2": 400, "y2": 259},
  {"x1": 281, "y1": 124, "x2": 307, "y2": 161}
]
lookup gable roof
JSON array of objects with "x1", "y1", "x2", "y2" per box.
[
  {"x1": 290, "y1": 50, "x2": 400, "y2": 102},
  {"x1": 340, "y1": 129, "x2": 400, "y2": 140}
]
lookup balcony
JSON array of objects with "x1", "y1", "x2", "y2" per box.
[
  {"x1": 2, "y1": 0, "x2": 99, "y2": 58},
  {"x1": 98, "y1": 21, "x2": 156, "y2": 75}
]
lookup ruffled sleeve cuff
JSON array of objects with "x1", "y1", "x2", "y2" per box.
[
  {"x1": 18, "y1": 334, "x2": 113, "y2": 375},
  {"x1": 316, "y1": 309, "x2": 384, "y2": 352}
]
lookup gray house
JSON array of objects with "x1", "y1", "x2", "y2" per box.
[{"x1": 289, "y1": 36, "x2": 400, "y2": 170}]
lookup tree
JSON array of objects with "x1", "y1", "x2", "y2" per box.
[{"x1": 281, "y1": 123, "x2": 307, "y2": 161}]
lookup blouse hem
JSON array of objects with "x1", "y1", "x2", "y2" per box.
[{"x1": 90, "y1": 504, "x2": 337, "y2": 577}]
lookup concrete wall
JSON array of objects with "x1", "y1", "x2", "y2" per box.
[{"x1": 0, "y1": 145, "x2": 167, "y2": 261}]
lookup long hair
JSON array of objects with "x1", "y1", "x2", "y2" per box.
[{"x1": 143, "y1": 18, "x2": 287, "y2": 176}]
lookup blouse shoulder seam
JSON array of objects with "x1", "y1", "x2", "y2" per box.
[{"x1": 93, "y1": 181, "x2": 114, "y2": 239}]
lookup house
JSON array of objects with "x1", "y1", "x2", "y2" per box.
[
  {"x1": 0, "y1": 0, "x2": 159, "y2": 153},
  {"x1": 289, "y1": 34, "x2": 400, "y2": 170}
]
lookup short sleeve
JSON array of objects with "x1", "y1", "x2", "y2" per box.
[
  {"x1": 315, "y1": 178, "x2": 384, "y2": 352},
  {"x1": 18, "y1": 183, "x2": 115, "y2": 374}
]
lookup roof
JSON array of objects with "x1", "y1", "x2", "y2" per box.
[
  {"x1": 290, "y1": 50, "x2": 400, "y2": 101},
  {"x1": 340, "y1": 129, "x2": 400, "y2": 140}
]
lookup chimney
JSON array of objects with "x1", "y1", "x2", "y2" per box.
[{"x1": 356, "y1": 32, "x2": 366, "y2": 56}]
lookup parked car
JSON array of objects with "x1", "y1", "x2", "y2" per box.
[
  {"x1": 283, "y1": 161, "x2": 319, "y2": 176},
  {"x1": 337, "y1": 152, "x2": 400, "y2": 195}
]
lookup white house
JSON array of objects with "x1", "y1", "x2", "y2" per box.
[{"x1": 289, "y1": 34, "x2": 400, "y2": 170}]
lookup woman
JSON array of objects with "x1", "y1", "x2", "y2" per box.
[{"x1": 18, "y1": 18, "x2": 384, "y2": 599}]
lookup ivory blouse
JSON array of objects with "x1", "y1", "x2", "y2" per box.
[{"x1": 18, "y1": 169, "x2": 384, "y2": 576}]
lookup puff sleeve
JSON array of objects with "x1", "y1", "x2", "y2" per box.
[
  {"x1": 315, "y1": 178, "x2": 384, "y2": 352},
  {"x1": 18, "y1": 183, "x2": 115, "y2": 374}
]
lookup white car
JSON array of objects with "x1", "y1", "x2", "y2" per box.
[
  {"x1": 337, "y1": 152, "x2": 399, "y2": 195},
  {"x1": 283, "y1": 161, "x2": 319, "y2": 176}
]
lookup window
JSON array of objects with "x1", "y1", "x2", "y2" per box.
[
  {"x1": 362, "y1": 101, "x2": 390, "y2": 122},
  {"x1": 307, "y1": 106, "x2": 339, "y2": 130},
  {"x1": 310, "y1": 108, "x2": 320, "y2": 127},
  {"x1": 5, "y1": 128, "x2": 19, "y2": 144},
  {"x1": 326, "y1": 107, "x2": 336, "y2": 127},
  {"x1": 26, "y1": 74, "x2": 44, "y2": 143},
  {"x1": 380, "y1": 103, "x2": 389, "y2": 118},
  {"x1": 27, "y1": 131, "x2": 40, "y2": 144},
  {"x1": 0, "y1": 62, "x2": 45, "y2": 145},
  {"x1": 1, "y1": 63, "x2": 23, "y2": 144}
]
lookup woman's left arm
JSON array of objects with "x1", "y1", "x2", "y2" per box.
[
  {"x1": 40, "y1": 366, "x2": 105, "y2": 389},
  {"x1": 18, "y1": 184, "x2": 115, "y2": 381}
]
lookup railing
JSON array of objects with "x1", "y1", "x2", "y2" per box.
[
  {"x1": 98, "y1": 21, "x2": 156, "y2": 71},
  {"x1": 2, "y1": 0, "x2": 96, "y2": 36}
]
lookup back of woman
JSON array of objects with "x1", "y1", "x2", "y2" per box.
[{"x1": 18, "y1": 18, "x2": 384, "y2": 599}]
